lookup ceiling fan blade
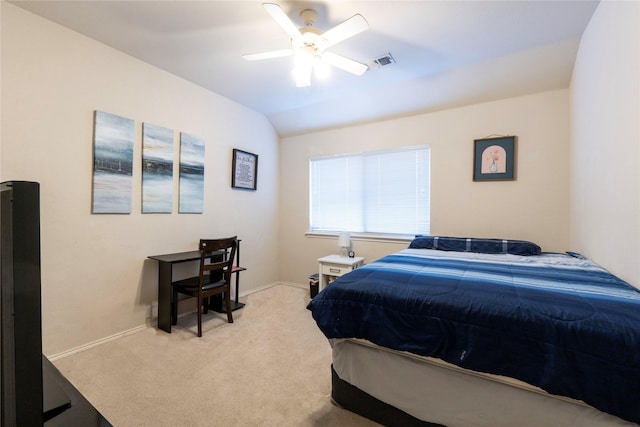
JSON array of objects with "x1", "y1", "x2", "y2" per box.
[
  {"x1": 242, "y1": 49, "x2": 294, "y2": 61},
  {"x1": 321, "y1": 14, "x2": 369, "y2": 48},
  {"x1": 263, "y1": 3, "x2": 301, "y2": 39},
  {"x1": 321, "y1": 52, "x2": 369, "y2": 76}
]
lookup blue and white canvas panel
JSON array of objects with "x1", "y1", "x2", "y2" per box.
[
  {"x1": 92, "y1": 110, "x2": 135, "y2": 214},
  {"x1": 179, "y1": 132, "x2": 205, "y2": 213},
  {"x1": 142, "y1": 123, "x2": 174, "y2": 213}
]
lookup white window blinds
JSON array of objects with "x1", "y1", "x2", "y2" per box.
[{"x1": 309, "y1": 145, "x2": 430, "y2": 236}]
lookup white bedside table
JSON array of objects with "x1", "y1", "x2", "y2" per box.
[{"x1": 317, "y1": 254, "x2": 365, "y2": 291}]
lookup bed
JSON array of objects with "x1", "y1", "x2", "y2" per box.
[{"x1": 307, "y1": 236, "x2": 640, "y2": 426}]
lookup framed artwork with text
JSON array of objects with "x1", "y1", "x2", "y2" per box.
[{"x1": 232, "y1": 149, "x2": 258, "y2": 191}]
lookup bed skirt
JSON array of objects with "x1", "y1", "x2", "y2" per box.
[
  {"x1": 331, "y1": 365, "x2": 442, "y2": 427},
  {"x1": 330, "y1": 339, "x2": 635, "y2": 427}
]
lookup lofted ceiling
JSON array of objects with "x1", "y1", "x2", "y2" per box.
[{"x1": 9, "y1": 0, "x2": 600, "y2": 137}]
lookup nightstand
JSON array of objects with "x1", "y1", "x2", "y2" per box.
[{"x1": 317, "y1": 254, "x2": 365, "y2": 291}]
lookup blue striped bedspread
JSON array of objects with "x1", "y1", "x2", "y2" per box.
[{"x1": 307, "y1": 249, "x2": 640, "y2": 424}]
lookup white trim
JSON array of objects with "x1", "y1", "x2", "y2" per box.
[
  {"x1": 48, "y1": 281, "x2": 284, "y2": 361},
  {"x1": 47, "y1": 323, "x2": 149, "y2": 361},
  {"x1": 242, "y1": 281, "x2": 281, "y2": 295},
  {"x1": 305, "y1": 231, "x2": 413, "y2": 244},
  {"x1": 280, "y1": 281, "x2": 308, "y2": 290},
  {"x1": 309, "y1": 144, "x2": 429, "y2": 161}
]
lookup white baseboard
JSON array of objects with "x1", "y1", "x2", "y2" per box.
[
  {"x1": 48, "y1": 281, "x2": 302, "y2": 361},
  {"x1": 47, "y1": 323, "x2": 149, "y2": 361},
  {"x1": 280, "y1": 281, "x2": 307, "y2": 290}
]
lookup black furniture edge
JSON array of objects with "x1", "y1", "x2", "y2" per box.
[{"x1": 43, "y1": 356, "x2": 111, "y2": 426}]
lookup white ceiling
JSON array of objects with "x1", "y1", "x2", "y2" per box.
[{"x1": 9, "y1": 0, "x2": 600, "y2": 137}]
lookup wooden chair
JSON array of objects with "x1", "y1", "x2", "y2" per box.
[{"x1": 171, "y1": 237, "x2": 237, "y2": 337}]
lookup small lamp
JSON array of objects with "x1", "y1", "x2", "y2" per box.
[{"x1": 338, "y1": 232, "x2": 351, "y2": 257}]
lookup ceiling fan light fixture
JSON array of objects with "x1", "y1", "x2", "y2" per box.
[
  {"x1": 293, "y1": 51, "x2": 312, "y2": 69},
  {"x1": 293, "y1": 70, "x2": 311, "y2": 87},
  {"x1": 292, "y1": 55, "x2": 312, "y2": 87},
  {"x1": 313, "y1": 57, "x2": 331, "y2": 80}
]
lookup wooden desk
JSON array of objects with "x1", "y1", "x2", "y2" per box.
[{"x1": 148, "y1": 241, "x2": 245, "y2": 333}]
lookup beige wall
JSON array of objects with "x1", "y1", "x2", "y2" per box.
[
  {"x1": 1, "y1": 3, "x2": 280, "y2": 355},
  {"x1": 4, "y1": 0, "x2": 638, "y2": 356},
  {"x1": 280, "y1": 90, "x2": 571, "y2": 285},
  {"x1": 570, "y1": 0, "x2": 640, "y2": 286}
]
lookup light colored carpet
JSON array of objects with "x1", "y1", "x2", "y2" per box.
[{"x1": 52, "y1": 285, "x2": 380, "y2": 426}]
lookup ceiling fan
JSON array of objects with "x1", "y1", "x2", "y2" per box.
[{"x1": 243, "y1": 3, "x2": 369, "y2": 87}]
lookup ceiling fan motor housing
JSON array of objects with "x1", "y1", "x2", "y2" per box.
[
  {"x1": 294, "y1": 9, "x2": 326, "y2": 55},
  {"x1": 300, "y1": 9, "x2": 318, "y2": 26}
]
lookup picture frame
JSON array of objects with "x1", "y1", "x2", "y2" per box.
[
  {"x1": 92, "y1": 110, "x2": 135, "y2": 214},
  {"x1": 473, "y1": 136, "x2": 516, "y2": 181},
  {"x1": 142, "y1": 123, "x2": 174, "y2": 213},
  {"x1": 232, "y1": 149, "x2": 258, "y2": 190},
  {"x1": 178, "y1": 132, "x2": 205, "y2": 214}
]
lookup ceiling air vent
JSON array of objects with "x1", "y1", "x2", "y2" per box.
[{"x1": 371, "y1": 53, "x2": 395, "y2": 68}]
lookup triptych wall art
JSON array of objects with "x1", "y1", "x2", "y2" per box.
[
  {"x1": 178, "y1": 133, "x2": 205, "y2": 213},
  {"x1": 91, "y1": 111, "x2": 135, "y2": 214},
  {"x1": 142, "y1": 123, "x2": 174, "y2": 213},
  {"x1": 91, "y1": 110, "x2": 205, "y2": 214}
]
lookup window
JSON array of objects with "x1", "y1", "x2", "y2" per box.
[{"x1": 309, "y1": 145, "x2": 430, "y2": 236}]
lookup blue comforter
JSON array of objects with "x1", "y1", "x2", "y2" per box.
[{"x1": 307, "y1": 249, "x2": 640, "y2": 424}]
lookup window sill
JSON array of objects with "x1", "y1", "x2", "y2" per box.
[{"x1": 305, "y1": 231, "x2": 413, "y2": 244}]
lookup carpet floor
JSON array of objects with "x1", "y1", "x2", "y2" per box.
[{"x1": 52, "y1": 284, "x2": 380, "y2": 426}]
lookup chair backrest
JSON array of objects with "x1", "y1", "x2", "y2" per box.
[{"x1": 198, "y1": 237, "x2": 238, "y2": 288}]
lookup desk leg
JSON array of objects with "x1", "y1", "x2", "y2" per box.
[
  {"x1": 157, "y1": 261, "x2": 172, "y2": 333},
  {"x1": 210, "y1": 270, "x2": 245, "y2": 313},
  {"x1": 233, "y1": 272, "x2": 245, "y2": 310}
]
